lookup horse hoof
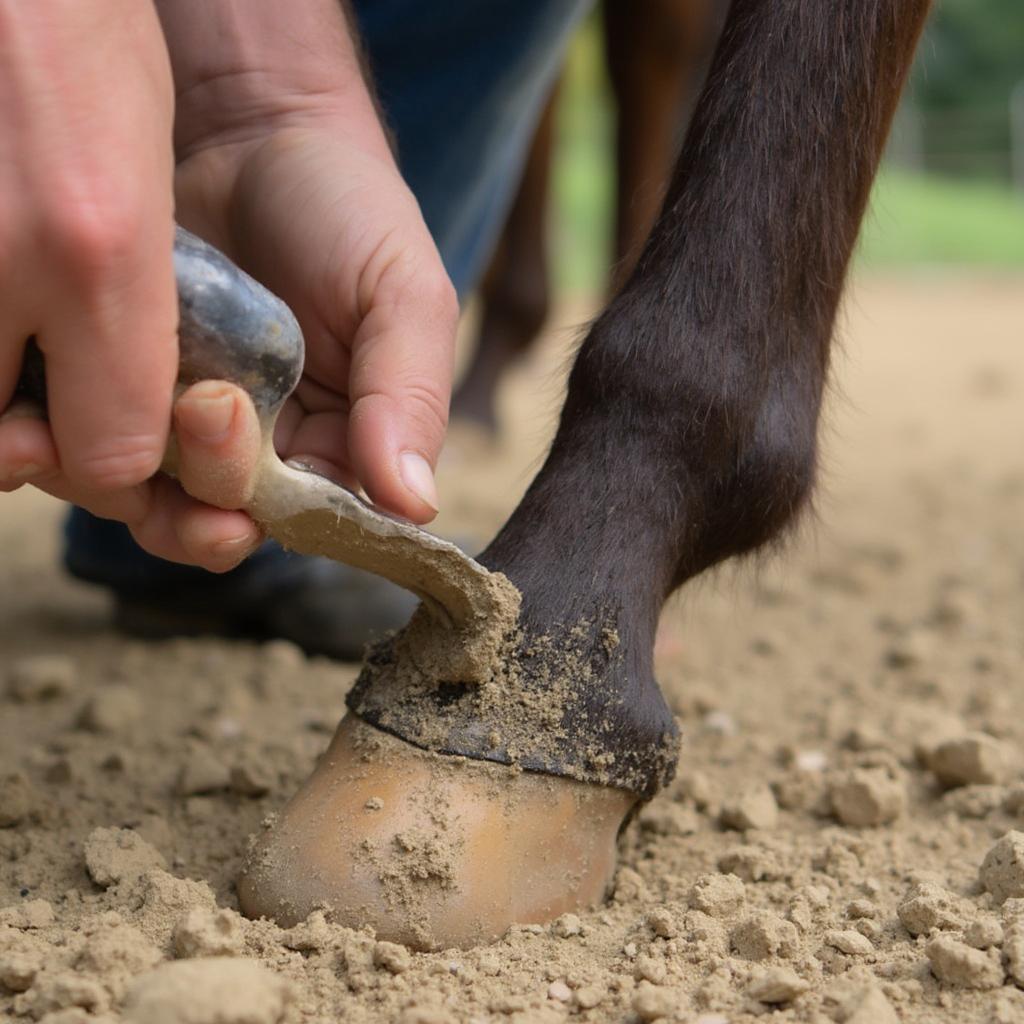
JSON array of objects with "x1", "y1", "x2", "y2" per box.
[{"x1": 236, "y1": 714, "x2": 634, "y2": 949}]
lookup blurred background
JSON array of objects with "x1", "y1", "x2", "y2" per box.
[
  {"x1": 446, "y1": 0, "x2": 1024, "y2": 468},
  {"x1": 549, "y1": 0, "x2": 1024, "y2": 293}
]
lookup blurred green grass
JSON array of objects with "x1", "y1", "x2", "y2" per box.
[
  {"x1": 859, "y1": 171, "x2": 1024, "y2": 267},
  {"x1": 550, "y1": 27, "x2": 1024, "y2": 294}
]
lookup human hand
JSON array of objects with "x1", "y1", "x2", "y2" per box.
[
  {"x1": 2, "y1": 1, "x2": 458, "y2": 574},
  {"x1": 0, "y1": 4, "x2": 260, "y2": 566},
  {"x1": 172, "y1": 124, "x2": 458, "y2": 526}
]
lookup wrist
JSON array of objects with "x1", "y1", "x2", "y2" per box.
[{"x1": 157, "y1": 0, "x2": 391, "y2": 163}]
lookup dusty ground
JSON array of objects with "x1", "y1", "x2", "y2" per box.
[{"x1": 1, "y1": 273, "x2": 1023, "y2": 1023}]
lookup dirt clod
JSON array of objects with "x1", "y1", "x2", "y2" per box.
[
  {"x1": 631, "y1": 981, "x2": 677, "y2": 1021},
  {"x1": 6, "y1": 655, "x2": 77, "y2": 702},
  {"x1": 924, "y1": 732, "x2": 1010, "y2": 787},
  {"x1": 122, "y1": 957, "x2": 289, "y2": 1024},
  {"x1": 720, "y1": 783, "x2": 778, "y2": 831},
  {"x1": 0, "y1": 772, "x2": 34, "y2": 828},
  {"x1": 373, "y1": 940, "x2": 412, "y2": 974},
  {"x1": 747, "y1": 965, "x2": 809, "y2": 1004},
  {"x1": 176, "y1": 746, "x2": 231, "y2": 797},
  {"x1": 78, "y1": 686, "x2": 144, "y2": 734},
  {"x1": 83, "y1": 828, "x2": 167, "y2": 888},
  {"x1": 926, "y1": 935, "x2": 1005, "y2": 989},
  {"x1": 829, "y1": 768, "x2": 905, "y2": 827},
  {"x1": 689, "y1": 873, "x2": 745, "y2": 917},
  {"x1": 830, "y1": 983, "x2": 899, "y2": 1024},
  {"x1": 824, "y1": 928, "x2": 874, "y2": 956},
  {"x1": 897, "y1": 881, "x2": 971, "y2": 935},
  {"x1": 730, "y1": 911, "x2": 799, "y2": 960},
  {"x1": 980, "y1": 832, "x2": 1024, "y2": 904},
  {"x1": 172, "y1": 908, "x2": 244, "y2": 958},
  {"x1": 551, "y1": 913, "x2": 582, "y2": 938}
]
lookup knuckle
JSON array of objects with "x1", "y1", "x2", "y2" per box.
[
  {"x1": 71, "y1": 434, "x2": 163, "y2": 491},
  {"x1": 43, "y1": 181, "x2": 144, "y2": 284},
  {"x1": 400, "y1": 379, "x2": 450, "y2": 440}
]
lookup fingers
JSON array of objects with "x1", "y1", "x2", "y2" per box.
[
  {"x1": 0, "y1": 0, "x2": 179, "y2": 493},
  {"x1": 346, "y1": 254, "x2": 458, "y2": 523},
  {"x1": 28, "y1": 469, "x2": 260, "y2": 574},
  {"x1": 0, "y1": 381, "x2": 264, "y2": 573},
  {"x1": 173, "y1": 380, "x2": 264, "y2": 510},
  {"x1": 41, "y1": 210, "x2": 179, "y2": 491},
  {"x1": 0, "y1": 404, "x2": 59, "y2": 492},
  {"x1": 127, "y1": 475, "x2": 261, "y2": 572}
]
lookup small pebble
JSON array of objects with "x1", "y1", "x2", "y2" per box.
[
  {"x1": 546, "y1": 980, "x2": 572, "y2": 1002},
  {"x1": 702, "y1": 710, "x2": 737, "y2": 736},
  {"x1": 794, "y1": 749, "x2": 828, "y2": 772},
  {"x1": 824, "y1": 928, "x2": 874, "y2": 956}
]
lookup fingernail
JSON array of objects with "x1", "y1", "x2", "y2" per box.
[
  {"x1": 399, "y1": 452, "x2": 439, "y2": 512},
  {"x1": 179, "y1": 393, "x2": 235, "y2": 443}
]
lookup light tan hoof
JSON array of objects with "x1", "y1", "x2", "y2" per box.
[{"x1": 237, "y1": 715, "x2": 635, "y2": 949}]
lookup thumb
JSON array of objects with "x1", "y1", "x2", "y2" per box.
[{"x1": 346, "y1": 254, "x2": 457, "y2": 524}]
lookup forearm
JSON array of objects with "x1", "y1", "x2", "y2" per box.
[{"x1": 155, "y1": 0, "x2": 389, "y2": 159}]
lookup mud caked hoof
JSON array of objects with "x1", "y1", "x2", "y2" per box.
[{"x1": 237, "y1": 714, "x2": 635, "y2": 949}]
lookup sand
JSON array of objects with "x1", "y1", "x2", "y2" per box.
[{"x1": 1, "y1": 272, "x2": 1023, "y2": 1023}]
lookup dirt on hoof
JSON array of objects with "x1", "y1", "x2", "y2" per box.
[
  {"x1": 2, "y1": 276, "x2": 1024, "y2": 1021},
  {"x1": 236, "y1": 715, "x2": 634, "y2": 950}
]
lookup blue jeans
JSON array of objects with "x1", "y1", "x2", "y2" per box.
[{"x1": 67, "y1": 0, "x2": 592, "y2": 585}]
